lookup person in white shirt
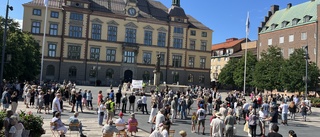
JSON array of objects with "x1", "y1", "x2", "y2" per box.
[
  {"x1": 293, "y1": 96, "x2": 299, "y2": 105},
  {"x1": 258, "y1": 107, "x2": 267, "y2": 136},
  {"x1": 155, "y1": 109, "x2": 166, "y2": 130},
  {"x1": 161, "y1": 124, "x2": 169, "y2": 137},
  {"x1": 197, "y1": 104, "x2": 206, "y2": 135},
  {"x1": 115, "y1": 112, "x2": 126, "y2": 131},
  {"x1": 210, "y1": 112, "x2": 224, "y2": 137},
  {"x1": 141, "y1": 93, "x2": 149, "y2": 114},
  {"x1": 279, "y1": 101, "x2": 289, "y2": 125},
  {"x1": 52, "y1": 93, "x2": 62, "y2": 117}
]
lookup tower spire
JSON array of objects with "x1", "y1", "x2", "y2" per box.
[{"x1": 172, "y1": 0, "x2": 180, "y2": 7}]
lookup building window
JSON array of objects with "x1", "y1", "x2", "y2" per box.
[
  {"x1": 159, "y1": 53, "x2": 165, "y2": 65},
  {"x1": 125, "y1": 28, "x2": 136, "y2": 43},
  {"x1": 190, "y1": 40, "x2": 195, "y2": 50},
  {"x1": 225, "y1": 57, "x2": 228, "y2": 61},
  {"x1": 31, "y1": 21, "x2": 41, "y2": 34},
  {"x1": 199, "y1": 75, "x2": 205, "y2": 83},
  {"x1": 288, "y1": 48, "x2": 294, "y2": 57},
  {"x1": 49, "y1": 23, "x2": 58, "y2": 35},
  {"x1": 173, "y1": 38, "x2": 183, "y2": 48},
  {"x1": 70, "y1": 12, "x2": 83, "y2": 20},
  {"x1": 201, "y1": 41, "x2": 207, "y2": 51},
  {"x1": 188, "y1": 57, "x2": 194, "y2": 68},
  {"x1": 48, "y1": 43, "x2": 56, "y2": 57},
  {"x1": 107, "y1": 26, "x2": 117, "y2": 41},
  {"x1": 301, "y1": 32, "x2": 307, "y2": 40},
  {"x1": 217, "y1": 58, "x2": 220, "y2": 62},
  {"x1": 292, "y1": 18, "x2": 299, "y2": 26},
  {"x1": 289, "y1": 35, "x2": 294, "y2": 42},
  {"x1": 271, "y1": 24, "x2": 277, "y2": 30},
  {"x1": 124, "y1": 51, "x2": 135, "y2": 63},
  {"x1": 202, "y1": 32, "x2": 207, "y2": 37},
  {"x1": 174, "y1": 27, "x2": 183, "y2": 34},
  {"x1": 142, "y1": 71, "x2": 150, "y2": 82},
  {"x1": 172, "y1": 55, "x2": 182, "y2": 67},
  {"x1": 190, "y1": 30, "x2": 196, "y2": 36},
  {"x1": 90, "y1": 47, "x2": 100, "y2": 60},
  {"x1": 106, "y1": 49, "x2": 116, "y2": 62},
  {"x1": 200, "y1": 57, "x2": 206, "y2": 69},
  {"x1": 51, "y1": 11, "x2": 59, "y2": 18},
  {"x1": 33, "y1": 9, "x2": 41, "y2": 16},
  {"x1": 91, "y1": 24, "x2": 101, "y2": 40},
  {"x1": 188, "y1": 74, "x2": 194, "y2": 82},
  {"x1": 226, "y1": 48, "x2": 233, "y2": 54},
  {"x1": 144, "y1": 30, "x2": 153, "y2": 46},
  {"x1": 46, "y1": 65, "x2": 55, "y2": 76},
  {"x1": 106, "y1": 68, "x2": 114, "y2": 79},
  {"x1": 281, "y1": 21, "x2": 288, "y2": 28},
  {"x1": 304, "y1": 15, "x2": 312, "y2": 23},
  {"x1": 279, "y1": 36, "x2": 284, "y2": 44},
  {"x1": 68, "y1": 45, "x2": 81, "y2": 59},
  {"x1": 268, "y1": 38, "x2": 272, "y2": 46},
  {"x1": 157, "y1": 32, "x2": 166, "y2": 47},
  {"x1": 69, "y1": 66, "x2": 77, "y2": 78},
  {"x1": 143, "y1": 52, "x2": 152, "y2": 64},
  {"x1": 69, "y1": 25, "x2": 82, "y2": 37}
]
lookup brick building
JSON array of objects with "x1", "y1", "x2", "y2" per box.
[{"x1": 258, "y1": 0, "x2": 320, "y2": 66}]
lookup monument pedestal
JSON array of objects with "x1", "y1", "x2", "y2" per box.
[{"x1": 153, "y1": 70, "x2": 160, "y2": 86}]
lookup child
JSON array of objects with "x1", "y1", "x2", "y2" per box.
[{"x1": 191, "y1": 112, "x2": 197, "y2": 133}]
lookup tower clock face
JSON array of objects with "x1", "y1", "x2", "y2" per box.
[{"x1": 128, "y1": 8, "x2": 136, "y2": 16}]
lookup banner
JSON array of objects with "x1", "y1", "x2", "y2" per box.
[{"x1": 132, "y1": 80, "x2": 143, "y2": 89}]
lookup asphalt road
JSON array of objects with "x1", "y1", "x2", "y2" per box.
[{"x1": 40, "y1": 86, "x2": 320, "y2": 137}]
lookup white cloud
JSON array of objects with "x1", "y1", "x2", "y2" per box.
[{"x1": 13, "y1": 19, "x2": 23, "y2": 29}]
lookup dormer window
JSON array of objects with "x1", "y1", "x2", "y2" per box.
[
  {"x1": 71, "y1": 2, "x2": 84, "y2": 8},
  {"x1": 292, "y1": 18, "x2": 300, "y2": 26},
  {"x1": 304, "y1": 15, "x2": 312, "y2": 23},
  {"x1": 271, "y1": 24, "x2": 278, "y2": 30},
  {"x1": 263, "y1": 26, "x2": 269, "y2": 31},
  {"x1": 281, "y1": 21, "x2": 289, "y2": 28}
]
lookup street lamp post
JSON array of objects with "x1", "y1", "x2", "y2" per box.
[
  {"x1": 1, "y1": 0, "x2": 13, "y2": 84},
  {"x1": 305, "y1": 46, "x2": 308, "y2": 100}
]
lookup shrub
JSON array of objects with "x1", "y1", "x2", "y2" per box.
[{"x1": 18, "y1": 110, "x2": 45, "y2": 137}]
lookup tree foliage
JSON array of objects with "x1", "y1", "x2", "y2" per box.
[
  {"x1": 233, "y1": 51, "x2": 257, "y2": 89},
  {"x1": 280, "y1": 49, "x2": 320, "y2": 92},
  {"x1": 0, "y1": 16, "x2": 41, "y2": 81},
  {"x1": 218, "y1": 58, "x2": 238, "y2": 87},
  {"x1": 254, "y1": 46, "x2": 284, "y2": 91}
]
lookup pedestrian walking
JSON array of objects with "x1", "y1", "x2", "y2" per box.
[
  {"x1": 128, "y1": 93, "x2": 136, "y2": 113},
  {"x1": 121, "y1": 93, "x2": 127, "y2": 113},
  {"x1": 86, "y1": 90, "x2": 93, "y2": 110}
]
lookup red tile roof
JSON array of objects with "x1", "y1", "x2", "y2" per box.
[{"x1": 211, "y1": 38, "x2": 247, "y2": 50}]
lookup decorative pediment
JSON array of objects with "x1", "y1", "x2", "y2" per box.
[
  {"x1": 107, "y1": 20, "x2": 119, "y2": 26},
  {"x1": 125, "y1": 22, "x2": 138, "y2": 28},
  {"x1": 91, "y1": 18, "x2": 103, "y2": 24},
  {"x1": 143, "y1": 25, "x2": 154, "y2": 30},
  {"x1": 157, "y1": 27, "x2": 167, "y2": 32}
]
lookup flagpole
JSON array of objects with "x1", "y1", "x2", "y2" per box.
[
  {"x1": 40, "y1": 1, "x2": 48, "y2": 83},
  {"x1": 244, "y1": 12, "x2": 249, "y2": 95}
]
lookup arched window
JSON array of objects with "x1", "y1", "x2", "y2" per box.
[
  {"x1": 142, "y1": 71, "x2": 150, "y2": 81},
  {"x1": 69, "y1": 66, "x2": 77, "y2": 78},
  {"x1": 106, "y1": 68, "x2": 114, "y2": 79},
  {"x1": 188, "y1": 74, "x2": 194, "y2": 82},
  {"x1": 46, "y1": 65, "x2": 55, "y2": 76},
  {"x1": 199, "y1": 74, "x2": 205, "y2": 83}
]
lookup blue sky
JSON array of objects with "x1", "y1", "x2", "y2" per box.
[{"x1": 0, "y1": 0, "x2": 309, "y2": 44}]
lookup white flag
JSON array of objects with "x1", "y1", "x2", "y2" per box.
[
  {"x1": 246, "y1": 12, "x2": 250, "y2": 34},
  {"x1": 44, "y1": 0, "x2": 48, "y2": 7}
]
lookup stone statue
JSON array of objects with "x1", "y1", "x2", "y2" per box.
[{"x1": 155, "y1": 54, "x2": 161, "y2": 72}]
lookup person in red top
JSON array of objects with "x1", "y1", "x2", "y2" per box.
[
  {"x1": 257, "y1": 95, "x2": 263, "y2": 108},
  {"x1": 97, "y1": 90, "x2": 103, "y2": 106}
]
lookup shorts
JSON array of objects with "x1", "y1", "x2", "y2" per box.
[
  {"x1": 198, "y1": 119, "x2": 205, "y2": 127},
  {"x1": 2, "y1": 103, "x2": 9, "y2": 109}
]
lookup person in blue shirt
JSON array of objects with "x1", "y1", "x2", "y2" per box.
[{"x1": 69, "y1": 112, "x2": 86, "y2": 137}]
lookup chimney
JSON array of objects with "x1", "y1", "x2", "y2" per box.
[
  {"x1": 226, "y1": 38, "x2": 238, "y2": 42},
  {"x1": 270, "y1": 5, "x2": 279, "y2": 14},
  {"x1": 172, "y1": 0, "x2": 180, "y2": 7},
  {"x1": 287, "y1": 3, "x2": 292, "y2": 9},
  {"x1": 311, "y1": 0, "x2": 315, "y2": 2}
]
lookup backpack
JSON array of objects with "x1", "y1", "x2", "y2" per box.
[
  {"x1": 105, "y1": 102, "x2": 111, "y2": 110},
  {"x1": 199, "y1": 110, "x2": 204, "y2": 116},
  {"x1": 122, "y1": 97, "x2": 127, "y2": 104}
]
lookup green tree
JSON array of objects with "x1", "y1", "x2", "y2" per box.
[
  {"x1": 218, "y1": 58, "x2": 238, "y2": 87},
  {"x1": 233, "y1": 51, "x2": 257, "y2": 89},
  {"x1": 0, "y1": 16, "x2": 41, "y2": 81},
  {"x1": 254, "y1": 46, "x2": 285, "y2": 91},
  {"x1": 280, "y1": 49, "x2": 320, "y2": 92}
]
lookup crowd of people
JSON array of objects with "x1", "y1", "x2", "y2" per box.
[{"x1": 0, "y1": 80, "x2": 315, "y2": 137}]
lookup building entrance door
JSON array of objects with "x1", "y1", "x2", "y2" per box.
[{"x1": 124, "y1": 70, "x2": 133, "y2": 83}]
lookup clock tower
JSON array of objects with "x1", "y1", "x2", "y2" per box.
[{"x1": 125, "y1": 0, "x2": 139, "y2": 17}]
